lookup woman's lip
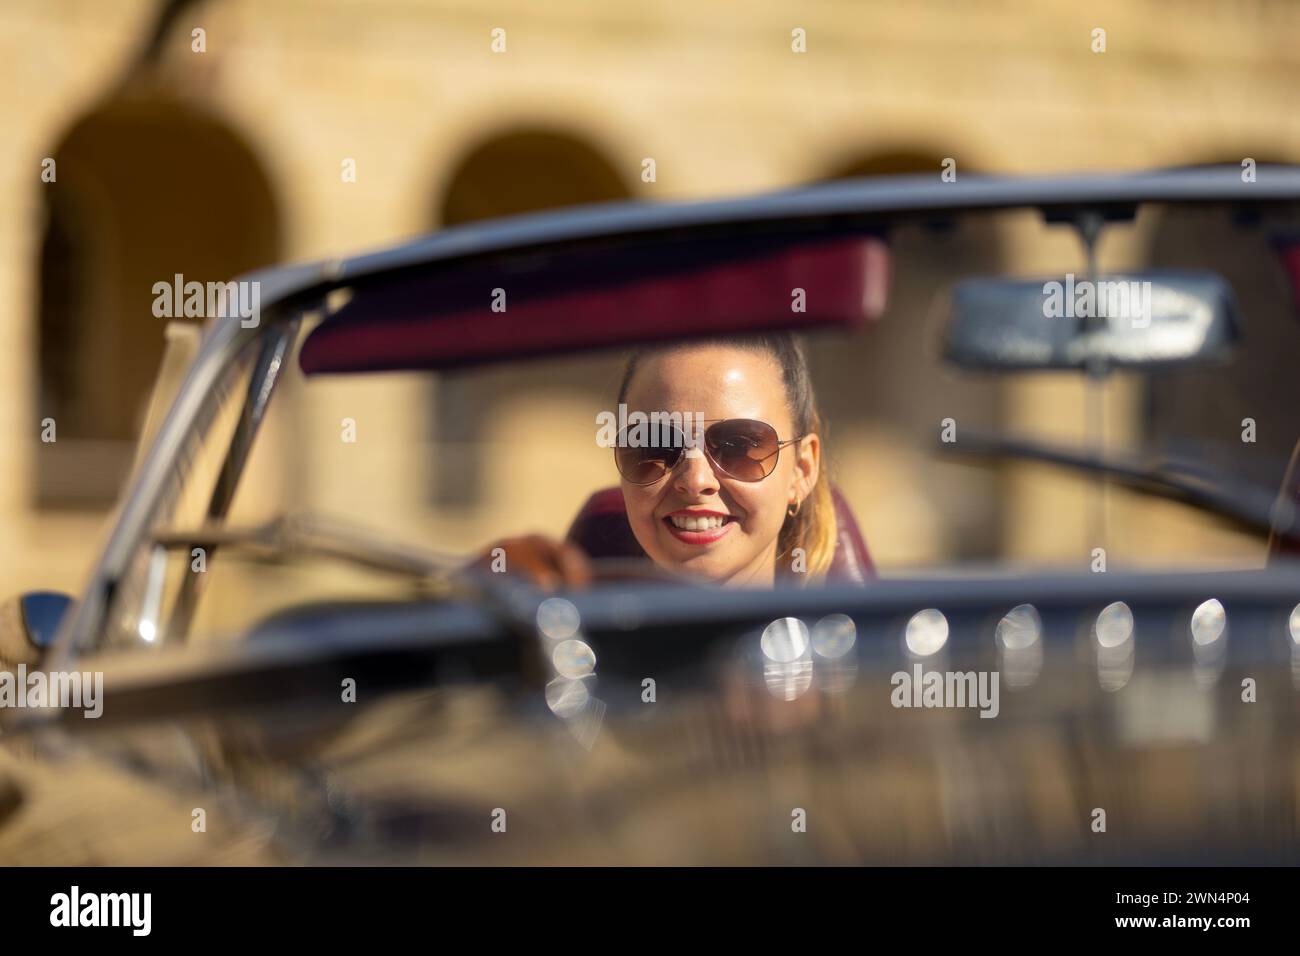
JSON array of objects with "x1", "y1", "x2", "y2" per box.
[
  {"x1": 666, "y1": 509, "x2": 731, "y2": 518},
  {"x1": 663, "y1": 515, "x2": 735, "y2": 545}
]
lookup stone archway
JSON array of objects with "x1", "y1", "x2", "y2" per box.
[
  {"x1": 428, "y1": 128, "x2": 630, "y2": 508},
  {"x1": 36, "y1": 95, "x2": 281, "y2": 507},
  {"x1": 436, "y1": 129, "x2": 627, "y2": 227}
]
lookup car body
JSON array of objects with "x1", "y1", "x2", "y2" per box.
[{"x1": 4, "y1": 167, "x2": 1300, "y2": 864}]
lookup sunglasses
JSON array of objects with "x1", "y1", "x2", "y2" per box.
[{"x1": 615, "y1": 418, "x2": 804, "y2": 485}]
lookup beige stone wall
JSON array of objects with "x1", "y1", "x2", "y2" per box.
[{"x1": 2, "y1": 0, "x2": 1299, "y2": 601}]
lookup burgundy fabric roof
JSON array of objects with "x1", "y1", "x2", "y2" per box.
[{"x1": 300, "y1": 233, "x2": 888, "y2": 374}]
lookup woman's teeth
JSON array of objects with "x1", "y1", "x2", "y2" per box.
[{"x1": 669, "y1": 514, "x2": 727, "y2": 531}]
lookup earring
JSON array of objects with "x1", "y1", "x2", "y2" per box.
[{"x1": 787, "y1": 500, "x2": 801, "y2": 518}]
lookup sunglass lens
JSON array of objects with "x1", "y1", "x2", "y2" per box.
[
  {"x1": 706, "y1": 419, "x2": 780, "y2": 481},
  {"x1": 615, "y1": 426, "x2": 687, "y2": 484}
]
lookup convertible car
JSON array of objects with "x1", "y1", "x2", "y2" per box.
[{"x1": 3, "y1": 167, "x2": 1300, "y2": 864}]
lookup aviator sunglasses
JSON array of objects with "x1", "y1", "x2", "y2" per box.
[{"x1": 615, "y1": 418, "x2": 805, "y2": 485}]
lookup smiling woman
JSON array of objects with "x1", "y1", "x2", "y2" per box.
[
  {"x1": 617, "y1": 334, "x2": 834, "y2": 587},
  {"x1": 479, "y1": 332, "x2": 838, "y2": 589}
]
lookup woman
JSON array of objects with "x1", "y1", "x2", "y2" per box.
[{"x1": 479, "y1": 332, "x2": 836, "y2": 589}]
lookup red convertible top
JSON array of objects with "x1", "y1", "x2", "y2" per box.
[{"x1": 299, "y1": 232, "x2": 889, "y2": 374}]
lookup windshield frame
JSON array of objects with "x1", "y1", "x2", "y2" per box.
[
  {"x1": 47, "y1": 261, "x2": 328, "y2": 668},
  {"x1": 45, "y1": 168, "x2": 1300, "y2": 668}
]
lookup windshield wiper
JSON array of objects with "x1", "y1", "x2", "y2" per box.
[{"x1": 942, "y1": 428, "x2": 1300, "y2": 544}]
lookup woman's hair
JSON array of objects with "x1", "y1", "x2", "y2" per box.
[{"x1": 616, "y1": 332, "x2": 838, "y2": 583}]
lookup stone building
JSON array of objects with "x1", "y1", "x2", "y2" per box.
[{"x1": 2, "y1": 0, "x2": 1299, "y2": 600}]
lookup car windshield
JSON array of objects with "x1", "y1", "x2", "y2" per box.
[{"x1": 98, "y1": 203, "x2": 1300, "y2": 651}]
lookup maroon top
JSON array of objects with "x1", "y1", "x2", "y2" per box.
[{"x1": 300, "y1": 235, "x2": 888, "y2": 375}]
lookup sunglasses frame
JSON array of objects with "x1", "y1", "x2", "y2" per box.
[{"x1": 614, "y1": 417, "x2": 806, "y2": 485}]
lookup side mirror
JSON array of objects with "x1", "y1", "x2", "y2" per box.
[{"x1": 0, "y1": 591, "x2": 73, "y2": 665}]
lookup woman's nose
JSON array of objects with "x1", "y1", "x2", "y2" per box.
[{"x1": 673, "y1": 448, "x2": 720, "y2": 497}]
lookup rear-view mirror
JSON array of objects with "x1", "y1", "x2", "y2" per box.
[{"x1": 942, "y1": 270, "x2": 1240, "y2": 371}]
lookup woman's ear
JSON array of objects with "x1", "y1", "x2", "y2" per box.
[{"x1": 791, "y1": 433, "x2": 820, "y2": 505}]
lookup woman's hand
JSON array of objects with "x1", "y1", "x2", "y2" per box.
[{"x1": 471, "y1": 534, "x2": 593, "y2": 592}]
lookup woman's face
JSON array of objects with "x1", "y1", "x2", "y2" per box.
[{"x1": 619, "y1": 345, "x2": 820, "y2": 587}]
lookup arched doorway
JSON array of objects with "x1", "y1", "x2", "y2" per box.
[
  {"x1": 436, "y1": 129, "x2": 628, "y2": 226},
  {"x1": 36, "y1": 96, "x2": 281, "y2": 507},
  {"x1": 429, "y1": 129, "x2": 630, "y2": 508}
]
